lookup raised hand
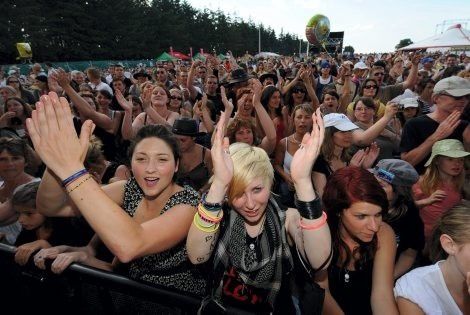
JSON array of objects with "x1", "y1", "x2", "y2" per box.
[
  {"x1": 432, "y1": 110, "x2": 461, "y2": 141},
  {"x1": 350, "y1": 149, "x2": 366, "y2": 167},
  {"x1": 26, "y1": 92, "x2": 95, "y2": 180},
  {"x1": 115, "y1": 89, "x2": 133, "y2": 112},
  {"x1": 251, "y1": 79, "x2": 263, "y2": 103},
  {"x1": 211, "y1": 111, "x2": 233, "y2": 189},
  {"x1": 361, "y1": 142, "x2": 380, "y2": 169},
  {"x1": 290, "y1": 108, "x2": 325, "y2": 184},
  {"x1": 141, "y1": 87, "x2": 152, "y2": 110},
  {"x1": 50, "y1": 68, "x2": 71, "y2": 88},
  {"x1": 384, "y1": 102, "x2": 399, "y2": 120}
]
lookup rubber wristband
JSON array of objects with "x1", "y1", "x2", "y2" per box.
[
  {"x1": 62, "y1": 169, "x2": 89, "y2": 187},
  {"x1": 299, "y1": 212, "x2": 328, "y2": 230}
]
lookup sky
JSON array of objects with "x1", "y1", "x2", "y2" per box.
[{"x1": 187, "y1": 0, "x2": 469, "y2": 53}]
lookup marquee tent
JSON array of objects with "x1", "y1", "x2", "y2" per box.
[{"x1": 399, "y1": 24, "x2": 470, "y2": 50}]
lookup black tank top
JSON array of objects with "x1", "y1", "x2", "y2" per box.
[{"x1": 328, "y1": 260, "x2": 374, "y2": 315}]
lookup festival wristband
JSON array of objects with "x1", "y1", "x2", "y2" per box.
[
  {"x1": 299, "y1": 212, "x2": 328, "y2": 230},
  {"x1": 198, "y1": 204, "x2": 223, "y2": 224}
]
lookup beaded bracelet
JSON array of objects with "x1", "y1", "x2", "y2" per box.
[
  {"x1": 62, "y1": 169, "x2": 89, "y2": 187},
  {"x1": 201, "y1": 192, "x2": 223, "y2": 211},
  {"x1": 295, "y1": 195, "x2": 323, "y2": 220},
  {"x1": 299, "y1": 212, "x2": 328, "y2": 230},
  {"x1": 66, "y1": 175, "x2": 92, "y2": 194},
  {"x1": 193, "y1": 213, "x2": 220, "y2": 233}
]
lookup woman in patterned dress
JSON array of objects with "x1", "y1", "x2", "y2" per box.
[{"x1": 30, "y1": 92, "x2": 206, "y2": 296}]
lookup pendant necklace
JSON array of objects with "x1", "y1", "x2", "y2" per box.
[{"x1": 248, "y1": 214, "x2": 266, "y2": 251}]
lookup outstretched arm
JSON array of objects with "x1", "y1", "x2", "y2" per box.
[{"x1": 28, "y1": 92, "x2": 196, "y2": 263}]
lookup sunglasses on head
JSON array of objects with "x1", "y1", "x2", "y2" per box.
[{"x1": 292, "y1": 87, "x2": 306, "y2": 94}]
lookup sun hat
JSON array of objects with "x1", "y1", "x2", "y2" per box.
[
  {"x1": 433, "y1": 76, "x2": 470, "y2": 97},
  {"x1": 227, "y1": 68, "x2": 250, "y2": 86},
  {"x1": 172, "y1": 118, "x2": 203, "y2": 137},
  {"x1": 323, "y1": 113, "x2": 359, "y2": 131},
  {"x1": 424, "y1": 139, "x2": 470, "y2": 167},
  {"x1": 258, "y1": 72, "x2": 278, "y2": 85},
  {"x1": 371, "y1": 159, "x2": 419, "y2": 187}
]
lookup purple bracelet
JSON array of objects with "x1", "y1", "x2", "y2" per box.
[{"x1": 62, "y1": 169, "x2": 89, "y2": 187}]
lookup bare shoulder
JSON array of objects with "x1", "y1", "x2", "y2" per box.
[
  {"x1": 102, "y1": 180, "x2": 127, "y2": 206},
  {"x1": 377, "y1": 222, "x2": 396, "y2": 247}
]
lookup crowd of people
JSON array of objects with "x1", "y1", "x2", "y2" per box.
[{"x1": 0, "y1": 49, "x2": 469, "y2": 314}]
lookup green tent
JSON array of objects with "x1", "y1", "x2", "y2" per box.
[
  {"x1": 155, "y1": 52, "x2": 176, "y2": 62},
  {"x1": 192, "y1": 53, "x2": 206, "y2": 61}
]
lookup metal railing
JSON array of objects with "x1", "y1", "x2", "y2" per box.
[{"x1": 0, "y1": 243, "x2": 203, "y2": 314}]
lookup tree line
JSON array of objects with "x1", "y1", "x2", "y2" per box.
[{"x1": 1, "y1": 0, "x2": 307, "y2": 63}]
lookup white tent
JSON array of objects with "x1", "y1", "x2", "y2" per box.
[
  {"x1": 399, "y1": 24, "x2": 470, "y2": 50},
  {"x1": 254, "y1": 52, "x2": 281, "y2": 59}
]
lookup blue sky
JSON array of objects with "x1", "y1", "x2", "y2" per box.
[{"x1": 187, "y1": 0, "x2": 469, "y2": 53}]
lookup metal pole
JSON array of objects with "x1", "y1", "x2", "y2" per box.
[
  {"x1": 258, "y1": 26, "x2": 261, "y2": 54},
  {"x1": 306, "y1": 42, "x2": 310, "y2": 58},
  {"x1": 299, "y1": 39, "x2": 302, "y2": 56}
]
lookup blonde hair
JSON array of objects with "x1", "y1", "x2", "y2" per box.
[
  {"x1": 227, "y1": 142, "x2": 274, "y2": 205},
  {"x1": 429, "y1": 200, "x2": 470, "y2": 262},
  {"x1": 420, "y1": 156, "x2": 464, "y2": 196}
]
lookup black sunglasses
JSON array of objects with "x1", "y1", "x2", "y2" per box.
[
  {"x1": 292, "y1": 88, "x2": 306, "y2": 94},
  {"x1": 170, "y1": 96, "x2": 182, "y2": 100},
  {"x1": 364, "y1": 85, "x2": 378, "y2": 89}
]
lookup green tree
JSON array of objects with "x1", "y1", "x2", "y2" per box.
[
  {"x1": 343, "y1": 45, "x2": 354, "y2": 54},
  {"x1": 395, "y1": 38, "x2": 413, "y2": 50}
]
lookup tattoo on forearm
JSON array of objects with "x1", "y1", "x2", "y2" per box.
[{"x1": 205, "y1": 235, "x2": 213, "y2": 243}]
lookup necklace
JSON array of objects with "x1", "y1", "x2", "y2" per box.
[
  {"x1": 290, "y1": 133, "x2": 302, "y2": 145},
  {"x1": 344, "y1": 269, "x2": 350, "y2": 283},
  {"x1": 248, "y1": 214, "x2": 266, "y2": 251}
]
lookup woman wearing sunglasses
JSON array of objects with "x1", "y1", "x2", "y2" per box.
[{"x1": 347, "y1": 79, "x2": 386, "y2": 120}]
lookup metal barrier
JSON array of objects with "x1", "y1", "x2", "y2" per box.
[{"x1": 0, "y1": 243, "x2": 203, "y2": 314}]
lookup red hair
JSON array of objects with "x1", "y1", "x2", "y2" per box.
[{"x1": 323, "y1": 166, "x2": 388, "y2": 269}]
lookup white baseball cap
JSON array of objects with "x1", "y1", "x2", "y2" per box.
[
  {"x1": 324, "y1": 113, "x2": 359, "y2": 131},
  {"x1": 353, "y1": 61, "x2": 368, "y2": 70},
  {"x1": 399, "y1": 98, "x2": 419, "y2": 108}
]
